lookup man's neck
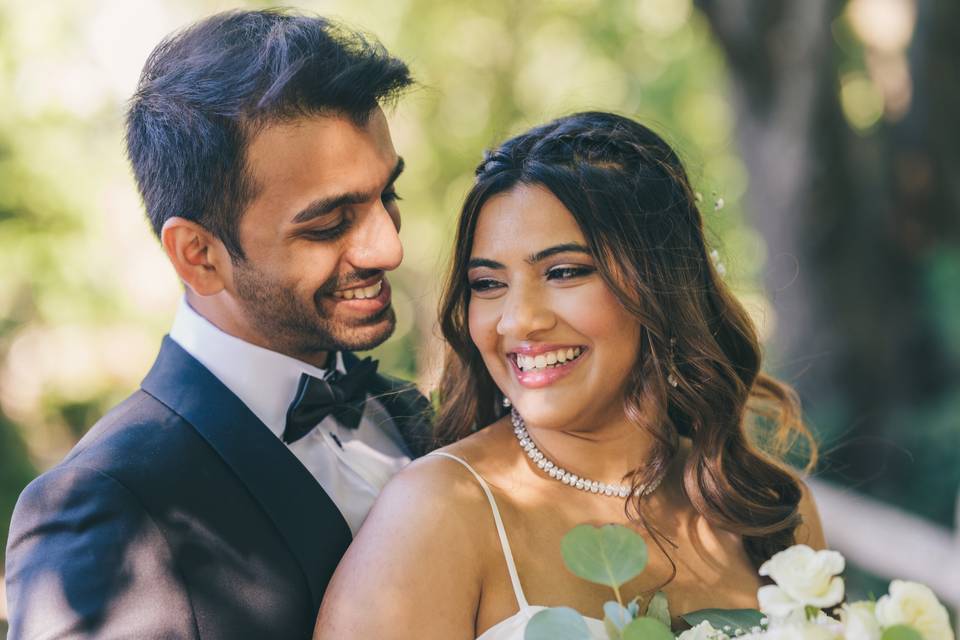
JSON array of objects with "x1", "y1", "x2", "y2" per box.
[{"x1": 183, "y1": 290, "x2": 330, "y2": 369}]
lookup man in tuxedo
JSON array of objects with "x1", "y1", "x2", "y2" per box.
[{"x1": 4, "y1": 9, "x2": 431, "y2": 639}]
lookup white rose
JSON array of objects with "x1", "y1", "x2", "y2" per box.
[
  {"x1": 841, "y1": 602, "x2": 881, "y2": 640},
  {"x1": 875, "y1": 580, "x2": 954, "y2": 640},
  {"x1": 758, "y1": 545, "x2": 846, "y2": 618},
  {"x1": 677, "y1": 620, "x2": 729, "y2": 640},
  {"x1": 741, "y1": 620, "x2": 840, "y2": 640},
  {"x1": 758, "y1": 585, "x2": 808, "y2": 619}
]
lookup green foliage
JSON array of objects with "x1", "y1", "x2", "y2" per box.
[
  {"x1": 603, "y1": 599, "x2": 644, "y2": 637},
  {"x1": 880, "y1": 625, "x2": 924, "y2": 640},
  {"x1": 551, "y1": 525, "x2": 683, "y2": 639},
  {"x1": 645, "y1": 591, "x2": 671, "y2": 628},
  {"x1": 560, "y1": 524, "x2": 648, "y2": 592},
  {"x1": 0, "y1": 412, "x2": 35, "y2": 558},
  {"x1": 924, "y1": 247, "x2": 960, "y2": 359},
  {"x1": 680, "y1": 608, "x2": 764, "y2": 635},
  {"x1": 621, "y1": 617, "x2": 675, "y2": 640},
  {"x1": 525, "y1": 607, "x2": 592, "y2": 640},
  {"x1": 529, "y1": 525, "x2": 669, "y2": 638}
]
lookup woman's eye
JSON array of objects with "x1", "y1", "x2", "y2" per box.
[
  {"x1": 382, "y1": 189, "x2": 402, "y2": 204},
  {"x1": 468, "y1": 278, "x2": 504, "y2": 293},
  {"x1": 546, "y1": 266, "x2": 594, "y2": 280}
]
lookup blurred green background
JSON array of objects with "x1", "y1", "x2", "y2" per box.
[{"x1": 1, "y1": 0, "x2": 957, "y2": 634}]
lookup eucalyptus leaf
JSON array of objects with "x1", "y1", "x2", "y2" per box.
[
  {"x1": 560, "y1": 524, "x2": 648, "y2": 589},
  {"x1": 681, "y1": 608, "x2": 764, "y2": 634},
  {"x1": 603, "y1": 618, "x2": 623, "y2": 639},
  {"x1": 881, "y1": 625, "x2": 924, "y2": 640},
  {"x1": 622, "y1": 616, "x2": 675, "y2": 640},
  {"x1": 645, "y1": 591, "x2": 671, "y2": 627},
  {"x1": 604, "y1": 600, "x2": 634, "y2": 634},
  {"x1": 524, "y1": 607, "x2": 592, "y2": 640}
]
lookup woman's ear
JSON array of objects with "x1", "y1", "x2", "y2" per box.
[{"x1": 160, "y1": 217, "x2": 232, "y2": 296}]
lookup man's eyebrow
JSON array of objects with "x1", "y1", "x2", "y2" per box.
[
  {"x1": 290, "y1": 157, "x2": 405, "y2": 225},
  {"x1": 467, "y1": 243, "x2": 591, "y2": 271}
]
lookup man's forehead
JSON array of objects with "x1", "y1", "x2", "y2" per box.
[
  {"x1": 244, "y1": 109, "x2": 396, "y2": 188},
  {"x1": 249, "y1": 108, "x2": 390, "y2": 153}
]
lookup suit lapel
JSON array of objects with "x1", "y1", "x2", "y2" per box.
[
  {"x1": 141, "y1": 337, "x2": 352, "y2": 608},
  {"x1": 342, "y1": 351, "x2": 434, "y2": 458}
]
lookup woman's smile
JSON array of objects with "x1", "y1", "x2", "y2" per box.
[{"x1": 507, "y1": 344, "x2": 589, "y2": 388}]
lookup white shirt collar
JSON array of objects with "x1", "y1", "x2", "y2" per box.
[{"x1": 168, "y1": 297, "x2": 344, "y2": 440}]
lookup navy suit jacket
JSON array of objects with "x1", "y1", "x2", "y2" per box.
[{"x1": 4, "y1": 337, "x2": 433, "y2": 639}]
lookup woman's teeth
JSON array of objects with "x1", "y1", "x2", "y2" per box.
[
  {"x1": 514, "y1": 347, "x2": 582, "y2": 372},
  {"x1": 333, "y1": 280, "x2": 382, "y2": 300}
]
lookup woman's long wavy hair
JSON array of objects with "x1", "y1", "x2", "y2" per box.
[{"x1": 435, "y1": 112, "x2": 817, "y2": 568}]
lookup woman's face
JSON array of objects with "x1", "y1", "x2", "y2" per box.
[{"x1": 467, "y1": 184, "x2": 642, "y2": 432}]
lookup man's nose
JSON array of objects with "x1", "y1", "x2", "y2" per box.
[
  {"x1": 496, "y1": 285, "x2": 556, "y2": 338},
  {"x1": 346, "y1": 202, "x2": 403, "y2": 272}
]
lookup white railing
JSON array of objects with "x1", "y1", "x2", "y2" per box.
[{"x1": 809, "y1": 479, "x2": 960, "y2": 634}]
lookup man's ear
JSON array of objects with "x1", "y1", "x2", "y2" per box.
[{"x1": 160, "y1": 217, "x2": 232, "y2": 296}]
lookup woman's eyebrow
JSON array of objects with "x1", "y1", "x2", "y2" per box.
[
  {"x1": 526, "y1": 242, "x2": 590, "y2": 263},
  {"x1": 467, "y1": 243, "x2": 590, "y2": 270},
  {"x1": 467, "y1": 257, "x2": 504, "y2": 270}
]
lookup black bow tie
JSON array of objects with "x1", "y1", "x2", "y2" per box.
[{"x1": 282, "y1": 356, "x2": 379, "y2": 444}]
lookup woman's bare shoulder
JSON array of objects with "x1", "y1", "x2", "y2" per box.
[
  {"x1": 366, "y1": 446, "x2": 497, "y2": 541},
  {"x1": 432, "y1": 416, "x2": 516, "y2": 469},
  {"x1": 313, "y1": 439, "x2": 505, "y2": 639},
  {"x1": 367, "y1": 416, "x2": 513, "y2": 525}
]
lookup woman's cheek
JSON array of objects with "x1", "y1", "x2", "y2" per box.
[
  {"x1": 469, "y1": 300, "x2": 506, "y2": 376},
  {"x1": 556, "y1": 283, "x2": 624, "y2": 337}
]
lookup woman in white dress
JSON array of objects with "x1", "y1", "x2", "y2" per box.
[{"x1": 314, "y1": 112, "x2": 825, "y2": 639}]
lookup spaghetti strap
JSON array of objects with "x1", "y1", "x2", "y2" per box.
[{"x1": 427, "y1": 451, "x2": 529, "y2": 609}]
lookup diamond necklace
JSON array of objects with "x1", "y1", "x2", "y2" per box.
[{"x1": 510, "y1": 408, "x2": 662, "y2": 499}]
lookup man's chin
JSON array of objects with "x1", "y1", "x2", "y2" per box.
[{"x1": 332, "y1": 308, "x2": 396, "y2": 352}]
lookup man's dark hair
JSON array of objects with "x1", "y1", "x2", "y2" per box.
[{"x1": 125, "y1": 9, "x2": 413, "y2": 259}]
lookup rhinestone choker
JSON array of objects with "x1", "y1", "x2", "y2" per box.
[{"x1": 510, "y1": 408, "x2": 661, "y2": 499}]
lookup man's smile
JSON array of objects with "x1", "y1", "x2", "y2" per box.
[{"x1": 332, "y1": 277, "x2": 383, "y2": 300}]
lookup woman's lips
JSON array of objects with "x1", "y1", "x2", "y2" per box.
[{"x1": 509, "y1": 348, "x2": 587, "y2": 389}]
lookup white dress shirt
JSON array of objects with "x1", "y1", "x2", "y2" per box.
[{"x1": 168, "y1": 298, "x2": 411, "y2": 535}]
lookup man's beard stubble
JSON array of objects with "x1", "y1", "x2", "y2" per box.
[{"x1": 232, "y1": 259, "x2": 396, "y2": 359}]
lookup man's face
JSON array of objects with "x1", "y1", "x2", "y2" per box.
[{"x1": 228, "y1": 108, "x2": 404, "y2": 361}]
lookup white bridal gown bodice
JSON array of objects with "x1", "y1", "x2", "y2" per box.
[{"x1": 428, "y1": 452, "x2": 609, "y2": 640}]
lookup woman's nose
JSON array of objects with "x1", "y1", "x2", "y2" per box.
[{"x1": 496, "y1": 286, "x2": 556, "y2": 338}]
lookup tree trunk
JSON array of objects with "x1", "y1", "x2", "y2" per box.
[{"x1": 698, "y1": 0, "x2": 960, "y2": 524}]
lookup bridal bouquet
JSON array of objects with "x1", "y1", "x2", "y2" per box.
[{"x1": 524, "y1": 524, "x2": 954, "y2": 640}]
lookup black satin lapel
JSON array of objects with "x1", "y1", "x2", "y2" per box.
[
  {"x1": 141, "y1": 337, "x2": 352, "y2": 607},
  {"x1": 342, "y1": 351, "x2": 435, "y2": 458}
]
